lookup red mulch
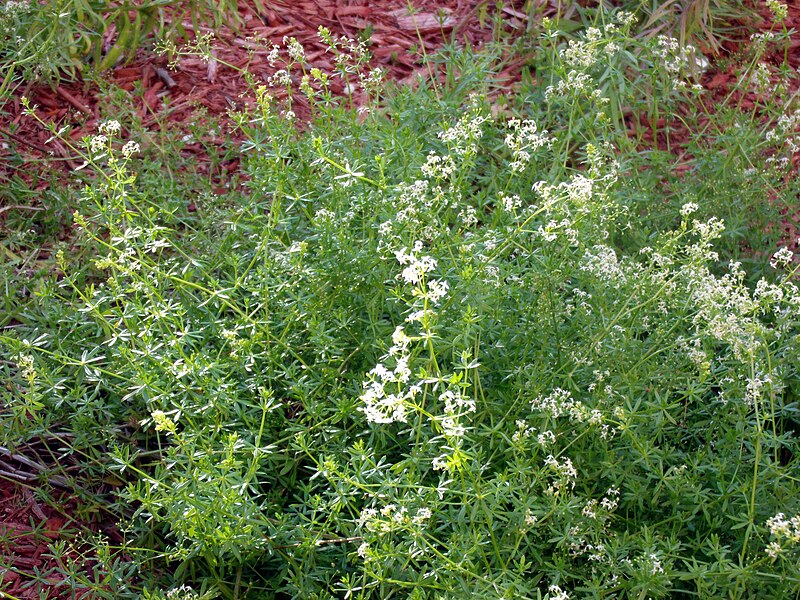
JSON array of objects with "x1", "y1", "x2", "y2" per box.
[
  {"x1": 0, "y1": 483, "x2": 63, "y2": 598},
  {"x1": 2, "y1": 0, "x2": 531, "y2": 182},
  {"x1": 3, "y1": 1, "x2": 800, "y2": 597},
  {"x1": 0, "y1": 478, "x2": 123, "y2": 599}
]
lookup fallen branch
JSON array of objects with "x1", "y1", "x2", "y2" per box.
[
  {"x1": 0, "y1": 124, "x2": 51, "y2": 153},
  {"x1": 0, "y1": 205, "x2": 45, "y2": 216},
  {"x1": 0, "y1": 445, "x2": 73, "y2": 489},
  {"x1": 55, "y1": 85, "x2": 92, "y2": 114}
]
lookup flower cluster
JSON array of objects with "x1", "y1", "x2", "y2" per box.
[
  {"x1": 531, "y1": 388, "x2": 589, "y2": 421},
  {"x1": 582, "y1": 487, "x2": 620, "y2": 519},
  {"x1": 437, "y1": 100, "x2": 489, "y2": 156},
  {"x1": 749, "y1": 63, "x2": 774, "y2": 97},
  {"x1": 356, "y1": 503, "x2": 433, "y2": 562},
  {"x1": 686, "y1": 258, "x2": 770, "y2": 362},
  {"x1": 89, "y1": 134, "x2": 108, "y2": 154},
  {"x1": 395, "y1": 243, "x2": 449, "y2": 304},
  {"x1": 770, "y1": 246, "x2": 794, "y2": 269},
  {"x1": 438, "y1": 389, "x2": 476, "y2": 438},
  {"x1": 766, "y1": 109, "x2": 800, "y2": 155},
  {"x1": 359, "y1": 242, "x2": 451, "y2": 425},
  {"x1": 150, "y1": 410, "x2": 177, "y2": 435},
  {"x1": 98, "y1": 120, "x2": 121, "y2": 135},
  {"x1": 15, "y1": 354, "x2": 35, "y2": 379},
  {"x1": 505, "y1": 118, "x2": 553, "y2": 172},
  {"x1": 420, "y1": 151, "x2": 457, "y2": 180},
  {"x1": 544, "y1": 454, "x2": 577, "y2": 493},
  {"x1": 164, "y1": 585, "x2": 200, "y2": 600},
  {"x1": 122, "y1": 140, "x2": 140, "y2": 157},
  {"x1": 359, "y1": 326, "x2": 419, "y2": 424},
  {"x1": 766, "y1": 512, "x2": 800, "y2": 558},
  {"x1": 767, "y1": 0, "x2": 788, "y2": 22},
  {"x1": 561, "y1": 38, "x2": 597, "y2": 68},
  {"x1": 580, "y1": 245, "x2": 627, "y2": 287},
  {"x1": 358, "y1": 504, "x2": 432, "y2": 533},
  {"x1": 547, "y1": 584, "x2": 570, "y2": 600},
  {"x1": 544, "y1": 70, "x2": 597, "y2": 100},
  {"x1": 512, "y1": 420, "x2": 557, "y2": 448}
]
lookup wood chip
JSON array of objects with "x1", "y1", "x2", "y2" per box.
[
  {"x1": 55, "y1": 86, "x2": 92, "y2": 114},
  {"x1": 23, "y1": 488, "x2": 47, "y2": 521},
  {"x1": 501, "y1": 6, "x2": 529, "y2": 20},
  {"x1": 156, "y1": 67, "x2": 177, "y2": 88},
  {"x1": 207, "y1": 52, "x2": 219, "y2": 83},
  {"x1": 336, "y1": 6, "x2": 371, "y2": 17},
  {"x1": 390, "y1": 9, "x2": 455, "y2": 31}
]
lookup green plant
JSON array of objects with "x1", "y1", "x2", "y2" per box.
[
  {"x1": 2, "y1": 8, "x2": 800, "y2": 599},
  {"x1": 592, "y1": 0, "x2": 758, "y2": 54},
  {"x1": 0, "y1": 0, "x2": 246, "y2": 100}
]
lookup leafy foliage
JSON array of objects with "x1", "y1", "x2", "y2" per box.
[
  {"x1": 0, "y1": 0, "x2": 244, "y2": 98},
  {"x1": 2, "y1": 7, "x2": 800, "y2": 599}
]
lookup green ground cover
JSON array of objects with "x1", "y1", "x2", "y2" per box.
[{"x1": 2, "y1": 3, "x2": 800, "y2": 598}]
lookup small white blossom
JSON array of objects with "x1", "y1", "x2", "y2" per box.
[
  {"x1": 548, "y1": 584, "x2": 569, "y2": 600},
  {"x1": 90, "y1": 135, "x2": 108, "y2": 154},
  {"x1": 680, "y1": 202, "x2": 699, "y2": 217},
  {"x1": 770, "y1": 246, "x2": 794, "y2": 269},
  {"x1": 122, "y1": 141, "x2": 140, "y2": 157},
  {"x1": 99, "y1": 120, "x2": 121, "y2": 135},
  {"x1": 357, "y1": 542, "x2": 370, "y2": 559},
  {"x1": 766, "y1": 541, "x2": 782, "y2": 558}
]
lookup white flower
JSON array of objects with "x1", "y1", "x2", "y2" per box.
[
  {"x1": 440, "y1": 416, "x2": 466, "y2": 437},
  {"x1": 432, "y1": 455, "x2": 449, "y2": 471},
  {"x1": 396, "y1": 249, "x2": 437, "y2": 285},
  {"x1": 284, "y1": 36, "x2": 305, "y2": 62},
  {"x1": 766, "y1": 541, "x2": 782, "y2": 558},
  {"x1": 580, "y1": 245, "x2": 626, "y2": 286},
  {"x1": 99, "y1": 120, "x2": 121, "y2": 135},
  {"x1": 440, "y1": 389, "x2": 476, "y2": 415},
  {"x1": 649, "y1": 553, "x2": 665, "y2": 574},
  {"x1": 615, "y1": 11, "x2": 637, "y2": 26},
  {"x1": 770, "y1": 246, "x2": 794, "y2": 269},
  {"x1": 266, "y1": 44, "x2": 281, "y2": 66},
  {"x1": 767, "y1": 512, "x2": 800, "y2": 542},
  {"x1": 544, "y1": 455, "x2": 577, "y2": 491},
  {"x1": 548, "y1": 584, "x2": 569, "y2": 600},
  {"x1": 390, "y1": 326, "x2": 411, "y2": 353},
  {"x1": 122, "y1": 141, "x2": 140, "y2": 157},
  {"x1": 680, "y1": 202, "x2": 699, "y2": 217},
  {"x1": 424, "y1": 279, "x2": 449, "y2": 303},
  {"x1": 166, "y1": 585, "x2": 200, "y2": 600},
  {"x1": 369, "y1": 363, "x2": 393, "y2": 382},
  {"x1": 405, "y1": 309, "x2": 433, "y2": 323},
  {"x1": 269, "y1": 69, "x2": 291, "y2": 87},
  {"x1": 314, "y1": 208, "x2": 335, "y2": 222},
  {"x1": 90, "y1": 135, "x2": 108, "y2": 154},
  {"x1": 537, "y1": 430, "x2": 555, "y2": 447},
  {"x1": 393, "y1": 356, "x2": 411, "y2": 383},
  {"x1": 358, "y1": 508, "x2": 377, "y2": 527},
  {"x1": 357, "y1": 542, "x2": 370, "y2": 558},
  {"x1": 412, "y1": 507, "x2": 432, "y2": 525}
]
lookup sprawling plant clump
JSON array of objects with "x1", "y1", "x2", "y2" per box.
[{"x1": 3, "y1": 8, "x2": 800, "y2": 599}]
